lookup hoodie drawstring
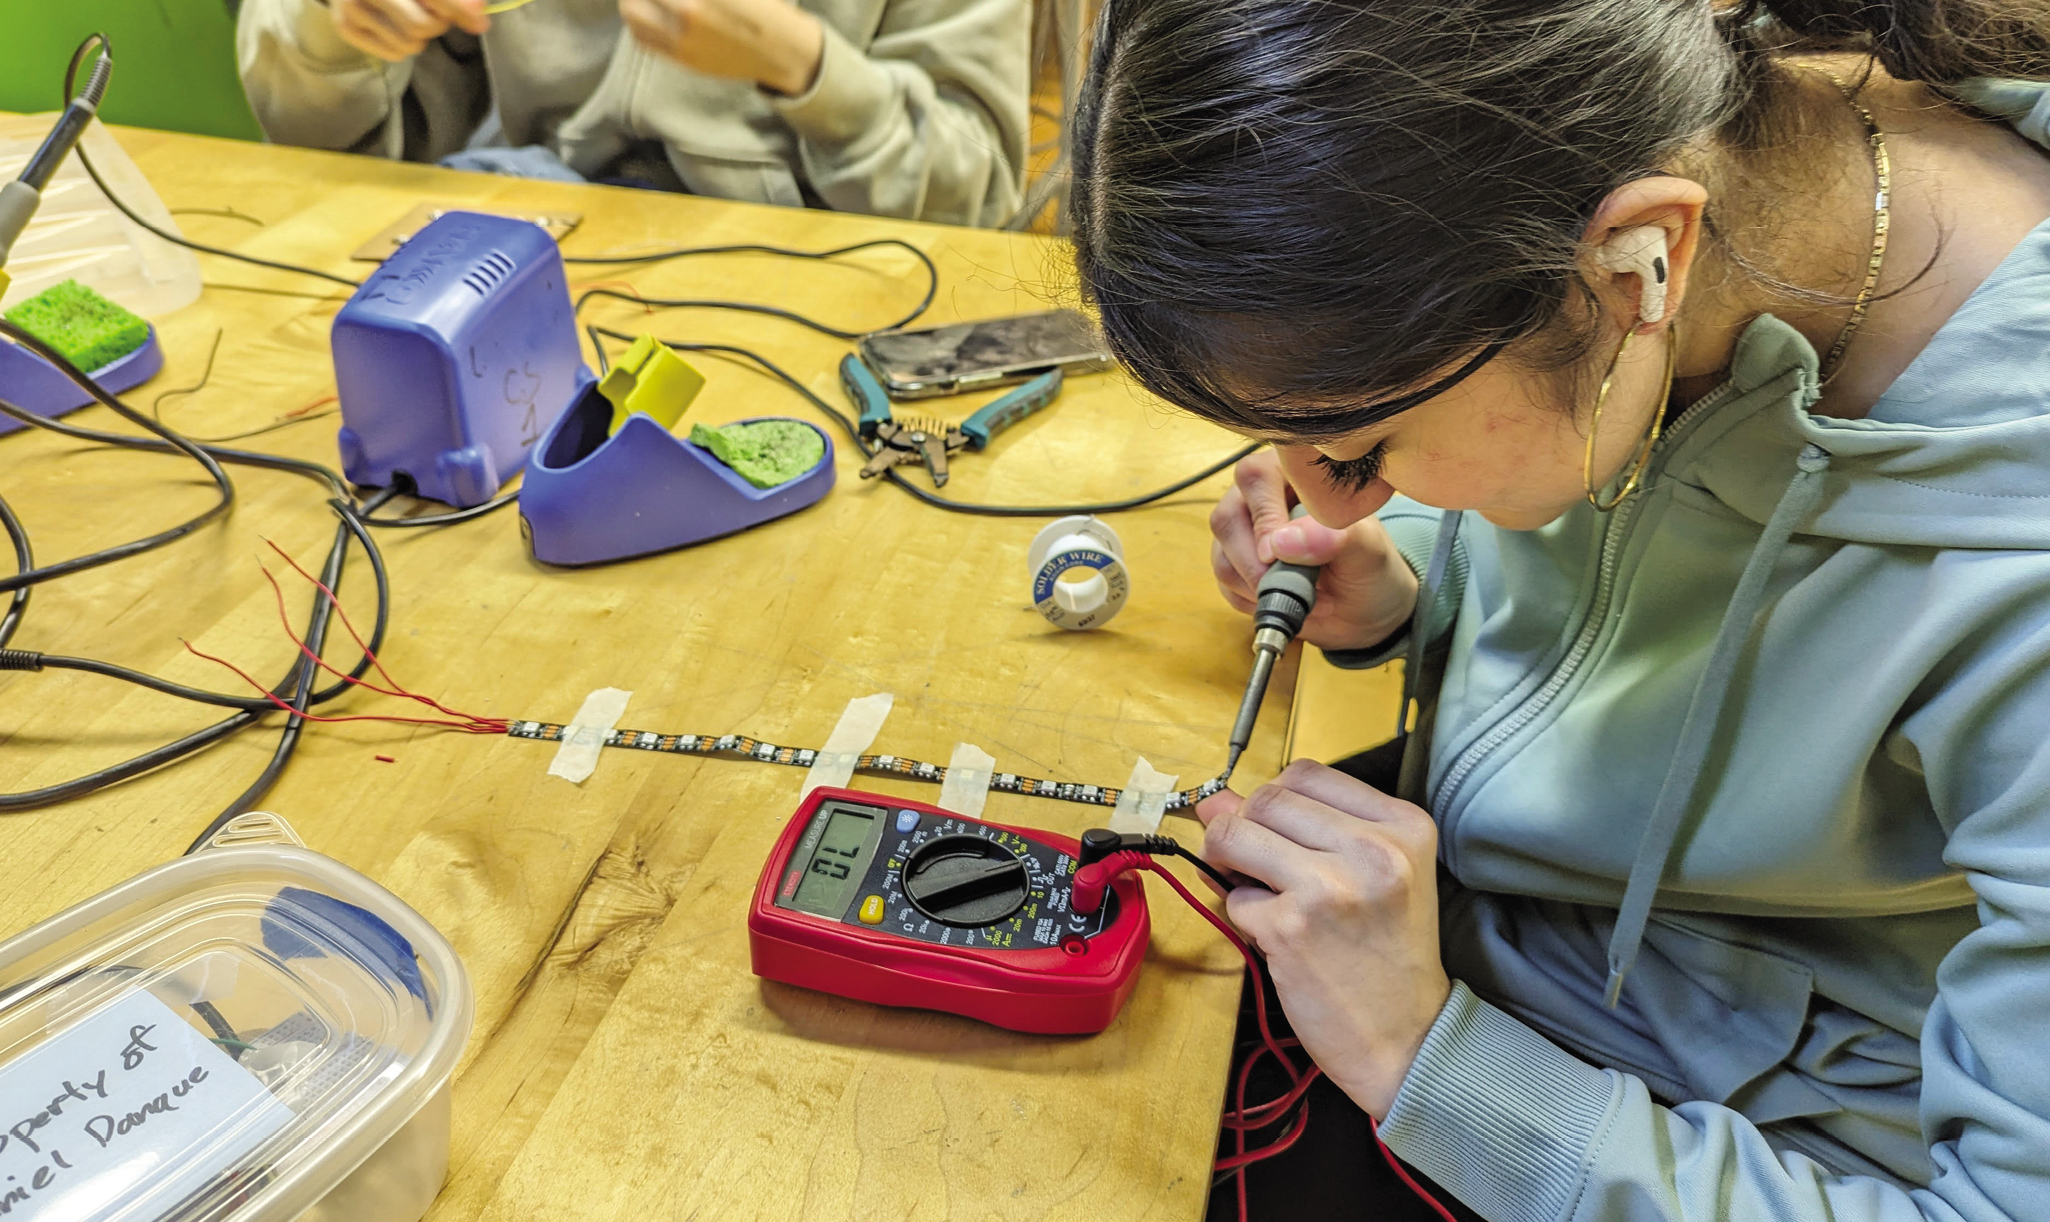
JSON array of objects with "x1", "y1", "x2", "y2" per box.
[
  {"x1": 1602, "y1": 443, "x2": 1833, "y2": 1007},
  {"x1": 1396, "y1": 509, "x2": 1467, "y2": 805}
]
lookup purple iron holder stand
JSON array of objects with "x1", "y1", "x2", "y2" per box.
[
  {"x1": 0, "y1": 326, "x2": 164, "y2": 434},
  {"x1": 518, "y1": 370, "x2": 836, "y2": 567}
]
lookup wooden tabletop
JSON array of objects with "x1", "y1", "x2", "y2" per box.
[{"x1": 0, "y1": 124, "x2": 1304, "y2": 1220}]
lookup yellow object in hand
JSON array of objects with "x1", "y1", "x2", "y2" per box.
[
  {"x1": 597, "y1": 334, "x2": 707, "y2": 434},
  {"x1": 484, "y1": 0, "x2": 539, "y2": 13}
]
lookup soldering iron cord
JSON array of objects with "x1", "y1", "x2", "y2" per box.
[
  {"x1": 571, "y1": 237, "x2": 939, "y2": 339},
  {"x1": 0, "y1": 341, "x2": 406, "y2": 812},
  {"x1": 57, "y1": 35, "x2": 363, "y2": 291}
]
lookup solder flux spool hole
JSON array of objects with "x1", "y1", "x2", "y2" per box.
[{"x1": 1027, "y1": 515, "x2": 1129, "y2": 631}]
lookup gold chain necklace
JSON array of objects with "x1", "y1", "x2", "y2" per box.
[{"x1": 1819, "y1": 80, "x2": 1893, "y2": 382}]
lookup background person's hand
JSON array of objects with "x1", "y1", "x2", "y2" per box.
[
  {"x1": 620, "y1": 0, "x2": 826, "y2": 96},
  {"x1": 1209, "y1": 449, "x2": 1419, "y2": 653},
  {"x1": 326, "y1": 0, "x2": 488, "y2": 62},
  {"x1": 1196, "y1": 762, "x2": 1450, "y2": 1119}
]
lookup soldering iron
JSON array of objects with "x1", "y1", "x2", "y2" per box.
[
  {"x1": 1225, "y1": 506, "x2": 1321, "y2": 775},
  {"x1": 0, "y1": 40, "x2": 112, "y2": 293}
]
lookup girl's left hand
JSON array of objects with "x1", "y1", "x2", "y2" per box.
[
  {"x1": 1198, "y1": 761, "x2": 1451, "y2": 1119},
  {"x1": 620, "y1": 0, "x2": 825, "y2": 96}
]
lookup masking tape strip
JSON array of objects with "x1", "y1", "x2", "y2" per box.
[
  {"x1": 938, "y1": 742, "x2": 996, "y2": 818},
  {"x1": 1108, "y1": 756, "x2": 1180, "y2": 834},
  {"x1": 548, "y1": 687, "x2": 633, "y2": 783},
  {"x1": 801, "y1": 693, "x2": 895, "y2": 795}
]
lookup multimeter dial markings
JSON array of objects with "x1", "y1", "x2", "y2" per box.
[
  {"x1": 775, "y1": 801, "x2": 1117, "y2": 949},
  {"x1": 902, "y1": 835, "x2": 1031, "y2": 927}
]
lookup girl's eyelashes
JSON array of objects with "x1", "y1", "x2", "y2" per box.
[{"x1": 1312, "y1": 442, "x2": 1387, "y2": 492}]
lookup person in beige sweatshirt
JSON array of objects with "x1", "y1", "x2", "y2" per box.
[{"x1": 236, "y1": 0, "x2": 1027, "y2": 226}]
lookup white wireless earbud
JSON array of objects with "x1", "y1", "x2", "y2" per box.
[{"x1": 1594, "y1": 225, "x2": 1670, "y2": 326}]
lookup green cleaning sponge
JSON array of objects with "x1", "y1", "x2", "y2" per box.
[
  {"x1": 689, "y1": 420, "x2": 825, "y2": 489},
  {"x1": 4, "y1": 280, "x2": 150, "y2": 372}
]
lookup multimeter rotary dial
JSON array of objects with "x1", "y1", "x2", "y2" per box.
[{"x1": 902, "y1": 834, "x2": 1032, "y2": 927}]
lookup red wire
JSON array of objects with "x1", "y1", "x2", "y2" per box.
[
  {"x1": 1114, "y1": 858, "x2": 1462, "y2": 1222},
  {"x1": 179, "y1": 639, "x2": 505, "y2": 732},
  {"x1": 177, "y1": 543, "x2": 509, "y2": 736},
  {"x1": 257, "y1": 541, "x2": 507, "y2": 731},
  {"x1": 255, "y1": 562, "x2": 501, "y2": 727}
]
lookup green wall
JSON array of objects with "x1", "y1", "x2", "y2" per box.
[{"x1": 1, "y1": 1, "x2": 262, "y2": 141}]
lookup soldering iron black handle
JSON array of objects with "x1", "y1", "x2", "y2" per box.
[
  {"x1": 1253, "y1": 559, "x2": 1318, "y2": 639},
  {"x1": 1253, "y1": 505, "x2": 1321, "y2": 640}
]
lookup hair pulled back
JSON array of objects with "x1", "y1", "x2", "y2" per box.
[{"x1": 1069, "y1": 0, "x2": 2050, "y2": 440}]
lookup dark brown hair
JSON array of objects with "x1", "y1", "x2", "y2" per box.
[{"x1": 1068, "y1": 0, "x2": 2050, "y2": 440}]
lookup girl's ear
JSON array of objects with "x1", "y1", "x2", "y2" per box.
[{"x1": 1583, "y1": 175, "x2": 1709, "y2": 333}]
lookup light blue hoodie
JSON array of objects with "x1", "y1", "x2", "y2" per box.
[{"x1": 1337, "y1": 81, "x2": 2050, "y2": 1222}]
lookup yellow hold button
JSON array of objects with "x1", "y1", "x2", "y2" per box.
[
  {"x1": 858, "y1": 895, "x2": 885, "y2": 925},
  {"x1": 596, "y1": 333, "x2": 707, "y2": 435}
]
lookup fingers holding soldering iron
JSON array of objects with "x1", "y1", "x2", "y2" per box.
[
  {"x1": 1209, "y1": 451, "x2": 1296, "y2": 604},
  {"x1": 1210, "y1": 450, "x2": 1421, "y2": 652}
]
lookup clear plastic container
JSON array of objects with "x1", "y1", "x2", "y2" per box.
[{"x1": 0, "y1": 815, "x2": 472, "y2": 1222}]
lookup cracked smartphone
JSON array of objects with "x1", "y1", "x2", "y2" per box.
[{"x1": 857, "y1": 308, "x2": 1112, "y2": 399}]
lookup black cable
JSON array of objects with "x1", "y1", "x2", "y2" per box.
[
  {"x1": 0, "y1": 492, "x2": 30, "y2": 648},
  {"x1": 2, "y1": 493, "x2": 390, "y2": 712},
  {"x1": 188, "y1": 999, "x2": 240, "y2": 1043},
  {"x1": 0, "y1": 708, "x2": 261, "y2": 812},
  {"x1": 0, "y1": 388, "x2": 353, "y2": 501},
  {"x1": 0, "y1": 321, "x2": 236, "y2": 593},
  {"x1": 187, "y1": 513, "x2": 351, "y2": 852},
  {"x1": 571, "y1": 238, "x2": 938, "y2": 340},
  {"x1": 0, "y1": 498, "x2": 390, "y2": 814},
  {"x1": 1171, "y1": 843, "x2": 1236, "y2": 896},
  {"x1": 0, "y1": 344, "x2": 397, "y2": 810},
  {"x1": 6, "y1": 653, "x2": 296, "y2": 711},
  {"x1": 588, "y1": 326, "x2": 1261, "y2": 518},
  {"x1": 60, "y1": 36, "x2": 361, "y2": 291},
  {"x1": 355, "y1": 476, "x2": 519, "y2": 527}
]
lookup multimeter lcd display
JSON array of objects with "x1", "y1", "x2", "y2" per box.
[{"x1": 789, "y1": 807, "x2": 878, "y2": 917}]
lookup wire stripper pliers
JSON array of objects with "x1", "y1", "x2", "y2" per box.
[{"x1": 839, "y1": 355, "x2": 1064, "y2": 488}]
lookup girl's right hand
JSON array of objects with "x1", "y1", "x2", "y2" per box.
[
  {"x1": 325, "y1": 0, "x2": 489, "y2": 62},
  {"x1": 1209, "y1": 449, "x2": 1420, "y2": 653}
]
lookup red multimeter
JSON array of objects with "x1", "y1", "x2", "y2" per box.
[{"x1": 748, "y1": 787, "x2": 1151, "y2": 1034}]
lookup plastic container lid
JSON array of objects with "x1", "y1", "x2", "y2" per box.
[{"x1": 0, "y1": 822, "x2": 472, "y2": 1222}]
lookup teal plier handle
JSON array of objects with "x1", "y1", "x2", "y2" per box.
[
  {"x1": 840, "y1": 354, "x2": 894, "y2": 439},
  {"x1": 958, "y1": 369, "x2": 1063, "y2": 450}
]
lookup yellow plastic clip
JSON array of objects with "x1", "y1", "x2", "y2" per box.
[{"x1": 597, "y1": 334, "x2": 706, "y2": 435}]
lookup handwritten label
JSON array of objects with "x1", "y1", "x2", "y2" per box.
[{"x1": 0, "y1": 991, "x2": 292, "y2": 1221}]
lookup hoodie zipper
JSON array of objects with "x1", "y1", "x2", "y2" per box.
[{"x1": 1431, "y1": 381, "x2": 1740, "y2": 871}]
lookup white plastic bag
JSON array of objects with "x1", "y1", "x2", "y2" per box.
[{"x1": 0, "y1": 113, "x2": 202, "y2": 317}]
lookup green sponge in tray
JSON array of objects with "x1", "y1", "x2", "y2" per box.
[
  {"x1": 689, "y1": 420, "x2": 826, "y2": 489},
  {"x1": 4, "y1": 279, "x2": 151, "y2": 371}
]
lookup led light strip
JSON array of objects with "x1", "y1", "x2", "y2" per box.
[{"x1": 506, "y1": 721, "x2": 1231, "y2": 813}]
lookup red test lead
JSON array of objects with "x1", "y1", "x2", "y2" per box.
[{"x1": 1070, "y1": 834, "x2": 1460, "y2": 1222}]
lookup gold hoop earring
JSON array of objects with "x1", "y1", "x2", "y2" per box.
[{"x1": 1583, "y1": 323, "x2": 1678, "y2": 512}]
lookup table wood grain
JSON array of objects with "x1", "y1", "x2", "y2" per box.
[{"x1": 0, "y1": 122, "x2": 1323, "y2": 1221}]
